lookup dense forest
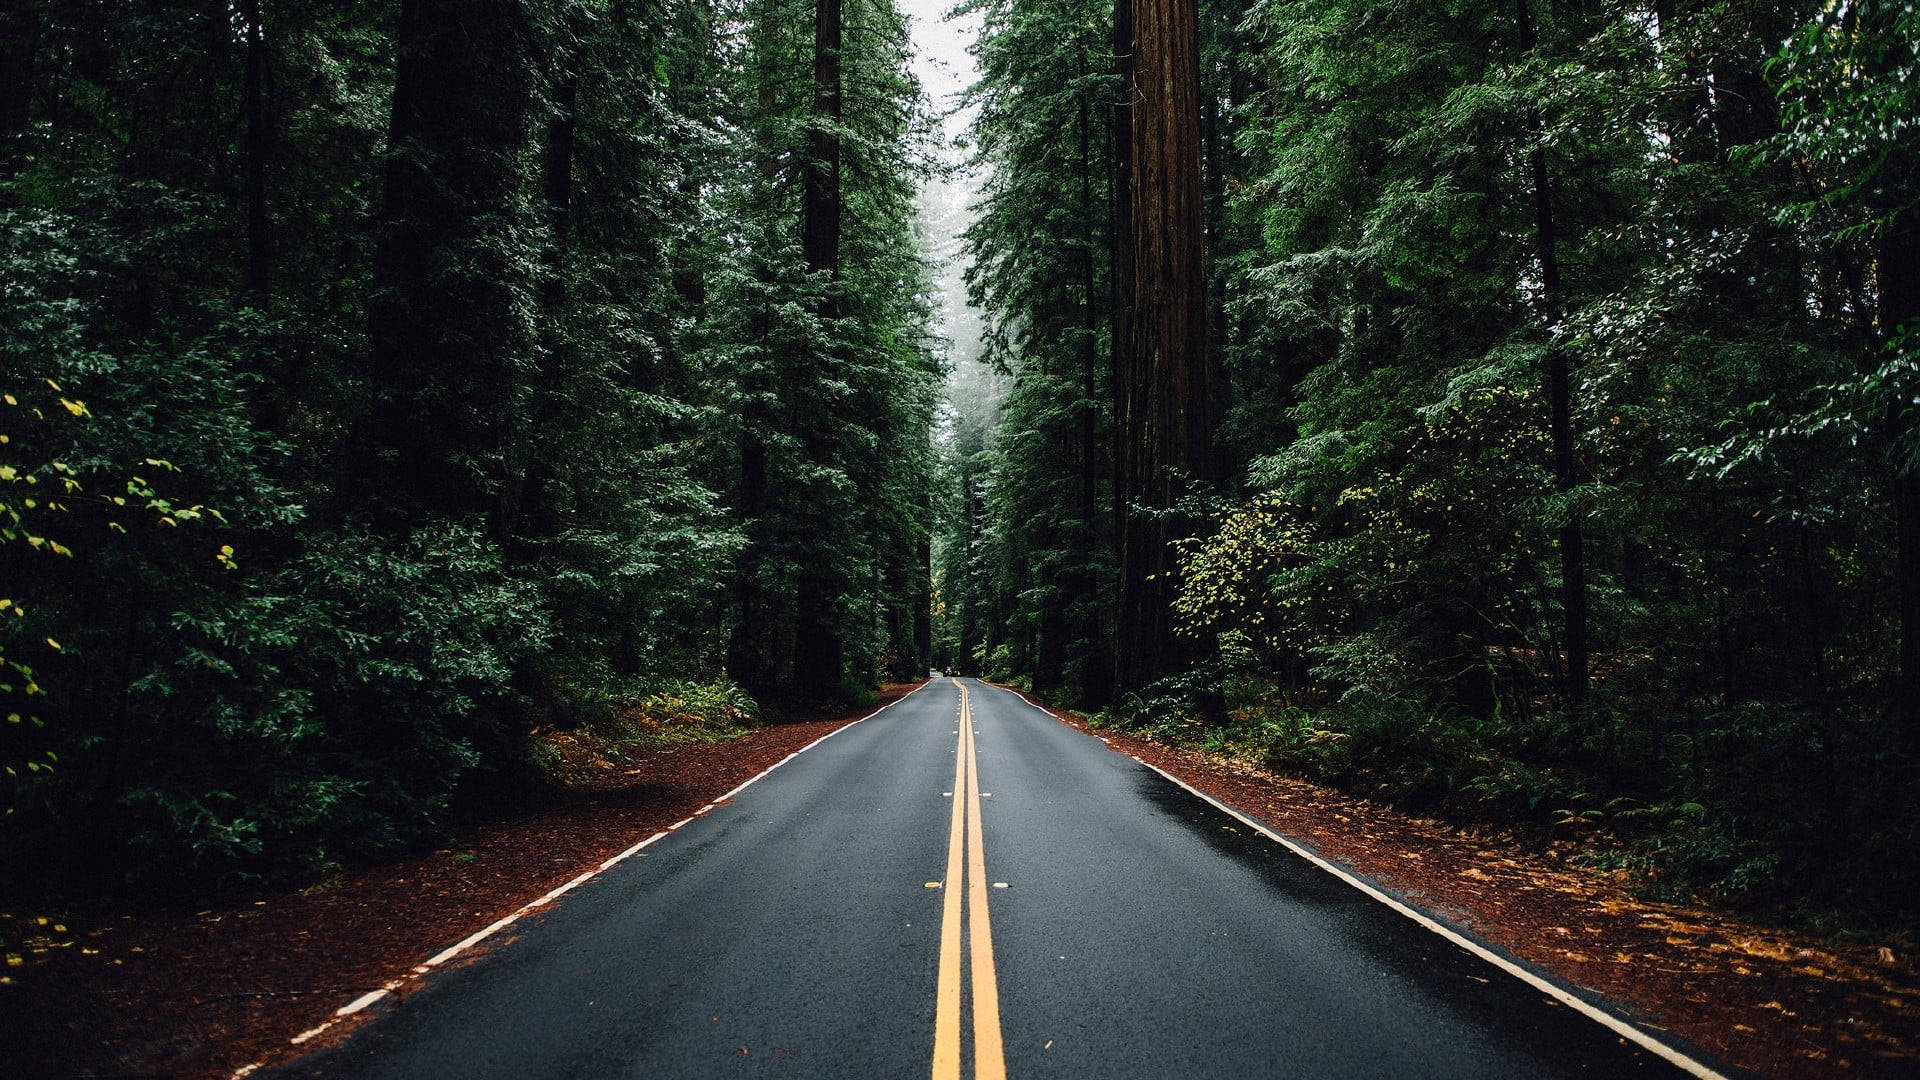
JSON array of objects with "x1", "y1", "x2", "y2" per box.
[
  {"x1": 2, "y1": 0, "x2": 1916, "y2": 939},
  {"x1": 0, "y1": 0, "x2": 939, "y2": 894},
  {"x1": 937, "y1": 0, "x2": 1920, "y2": 931}
]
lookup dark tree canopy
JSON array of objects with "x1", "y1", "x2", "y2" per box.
[
  {"x1": 2, "y1": 0, "x2": 1917, "y2": 941},
  {"x1": 938, "y1": 0, "x2": 1920, "y2": 931},
  {"x1": 0, "y1": 0, "x2": 936, "y2": 897}
]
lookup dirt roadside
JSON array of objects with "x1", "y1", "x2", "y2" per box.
[
  {"x1": 998, "y1": 685, "x2": 1920, "y2": 1080},
  {"x1": 1, "y1": 682, "x2": 923, "y2": 1080}
]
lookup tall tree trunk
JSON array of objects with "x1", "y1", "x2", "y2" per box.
[
  {"x1": 956, "y1": 456, "x2": 976, "y2": 674},
  {"x1": 1078, "y1": 91, "x2": 1112, "y2": 706},
  {"x1": 1079, "y1": 99, "x2": 1100, "y2": 544},
  {"x1": 728, "y1": 433, "x2": 773, "y2": 695},
  {"x1": 241, "y1": 0, "x2": 269, "y2": 300},
  {"x1": 794, "y1": 0, "x2": 845, "y2": 701},
  {"x1": 1200, "y1": 10, "x2": 1231, "y2": 470},
  {"x1": 508, "y1": 53, "x2": 578, "y2": 553},
  {"x1": 361, "y1": 0, "x2": 537, "y2": 528},
  {"x1": 916, "y1": 532, "x2": 933, "y2": 671},
  {"x1": 1115, "y1": 0, "x2": 1212, "y2": 692},
  {"x1": 801, "y1": 0, "x2": 841, "y2": 280},
  {"x1": 1884, "y1": 215, "x2": 1920, "y2": 729},
  {"x1": 1518, "y1": 0, "x2": 1588, "y2": 706},
  {"x1": 1109, "y1": 0, "x2": 1134, "y2": 561}
]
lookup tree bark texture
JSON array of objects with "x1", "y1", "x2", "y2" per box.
[
  {"x1": 1115, "y1": 0, "x2": 1212, "y2": 692},
  {"x1": 801, "y1": 0, "x2": 841, "y2": 282},
  {"x1": 1884, "y1": 216, "x2": 1920, "y2": 729},
  {"x1": 915, "y1": 533, "x2": 933, "y2": 670},
  {"x1": 1078, "y1": 91, "x2": 1113, "y2": 707},
  {"x1": 794, "y1": 0, "x2": 845, "y2": 700},
  {"x1": 1109, "y1": 0, "x2": 1134, "y2": 556},
  {"x1": 1079, "y1": 96, "x2": 1101, "y2": 548},
  {"x1": 362, "y1": 0, "x2": 537, "y2": 528}
]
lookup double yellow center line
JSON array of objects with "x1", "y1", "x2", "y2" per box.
[{"x1": 932, "y1": 683, "x2": 1005, "y2": 1080}]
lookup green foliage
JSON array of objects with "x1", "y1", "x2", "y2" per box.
[
  {"x1": 0, "y1": 0, "x2": 938, "y2": 901},
  {"x1": 528, "y1": 678, "x2": 760, "y2": 786},
  {"x1": 711, "y1": 0, "x2": 941, "y2": 702},
  {"x1": 927, "y1": 0, "x2": 1920, "y2": 930},
  {"x1": 941, "y1": 0, "x2": 1117, "y2": 703}
]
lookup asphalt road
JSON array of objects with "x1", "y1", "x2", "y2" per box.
[{"x1": 278, "y1": 678, "x2": 1729, "y2": 1080}]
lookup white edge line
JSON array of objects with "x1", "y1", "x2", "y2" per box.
[
  {"x1": 228, "y1": 679, "x2": 939, "y2": 1080},
  {"x1": 997, "y1": 684, "x2": 1732, "y2": 1080},
  {"x1": 711, "y1": 684, "x2": 924, "y2": 802},
  {"x1": 1140, "y1": 760, "x2": 1732, "y2": 1079},
  {"x1": 600, "y1": 830, "x2": 668, "y2": 871},
  {"x1": 537, "y1": 870, "x2": 597, "y2": 905},
  {"x1": 335, "y1": 987, "x2": 392, "y2": 1017}
]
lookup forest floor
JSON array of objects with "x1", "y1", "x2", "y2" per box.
[
  {"x1": 1005, "y1": 687, "x2": 1920, "y2": 1080},
  {"x1": 0, "y1": 682, "x2": 923, "y2": 1080}
]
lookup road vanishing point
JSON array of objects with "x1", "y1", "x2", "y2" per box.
[{"x1": 276, "y1": 678, "x2": 1733, "y2": 1080}]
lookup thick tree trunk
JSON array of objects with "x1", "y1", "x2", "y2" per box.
[
  {"x1": 1078, "y1": 93, "x2": 1112, "y2": 706},
  {"x1": 1897, "y1": 471, "x2": 1920, "y2": 725},
  {"x1": 801, "y1": 0, "x2": 841, "y2": 280},
  {"x1": 1079, "y1": 97, "x2": 1101, "y2": 544},
  {"x1": 728, "y1": 434, "x2": 774, "y2": 695},
  {"x1": 916, "y1": 533, "x2": 933, "y2": 671},
  {"x1": 794, "y1": 0, "x2": 845, "y2": 701},
  {"x1": 958, "y1": 453, "x2": 985, "y2": 675},
  {"x1": 362, "y1": 0, "x2": 537, "y2": 527},
  {"x1": 1115, "y1": 0, "x2": 1212, "y2": 693},
  {"x1": 507, "y1": 55, "x2": 578, "y2": 553},
  {"x1": 1109, "y1": 0, "x2": 1134, "y2": 560},
  {"x1": 1884, "y1": 217, "x2": 1920, "y2": 728}
]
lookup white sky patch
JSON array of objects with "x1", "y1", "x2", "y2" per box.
[
  {"x1": 901, "y1": 0, "x2": 1001, "y2": 432},
  {"x1": 899, "y1": 0, "x2": 982, "y2": 150}
]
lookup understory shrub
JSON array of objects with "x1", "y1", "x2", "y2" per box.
[{"x1": 528, "y1": 679, "x2": 761, "y2": 787}]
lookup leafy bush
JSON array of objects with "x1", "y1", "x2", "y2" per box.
[
  {"x1": 103, "y1": 518, "x2": 551, "y2": 884},
  {"x1": 528, "y1": 679, "x2": 760, "y2": 786}
]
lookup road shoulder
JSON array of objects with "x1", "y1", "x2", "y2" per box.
[
  {"x1": 2, "y1": 683, "x2": 925, "y2": 1080},
  {"x1": 995, "y1": 684, "x2": 1920, "y2": 1080}
]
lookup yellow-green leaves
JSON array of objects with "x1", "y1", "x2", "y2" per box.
[{"x1": 1, "y1": 378, "x2": 226, "y2": 791}]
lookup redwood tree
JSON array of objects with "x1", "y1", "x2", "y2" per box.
[
  {"x1": 359, "y1": 0, "x2": 539, "y2": 529},
  {"x1": 1115, "y1": 0, "x2": 1212, "y2": 691}
]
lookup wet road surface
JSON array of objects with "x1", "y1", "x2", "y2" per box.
[{"x1": 277, "y1": 678, "x2": 1732, "y2": 1079}]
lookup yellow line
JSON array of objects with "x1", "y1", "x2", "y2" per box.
[
  {"x1": 931, "y1": 682, "x2": 1007, "y2": 1080},
  {"x1": 964, "y1": 684, "x2": 1007, "y2": 1079},
  {"x1": 932, "y1": 684, "x2": 968, "y2": 1080}
]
